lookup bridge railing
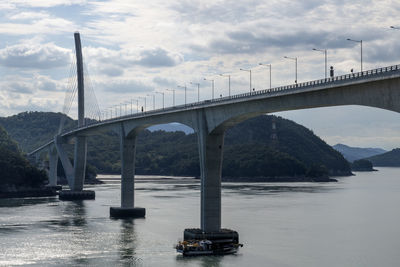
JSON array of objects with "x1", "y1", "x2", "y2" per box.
[{"x1": 61, "y1": 63, "x2": 400, "y2": 136}]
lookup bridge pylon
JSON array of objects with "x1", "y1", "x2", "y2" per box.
[{"x1": 56, "y1": 32, "x2": 94, "y2": 201}]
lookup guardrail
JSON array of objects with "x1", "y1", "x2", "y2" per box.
[{"x1": 57, "y1": 63, "x2": 400, "y2": 138}]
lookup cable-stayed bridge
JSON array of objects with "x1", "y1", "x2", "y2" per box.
[{"x1": 29, "y1": 33, "x2": 400, "y2": 242}]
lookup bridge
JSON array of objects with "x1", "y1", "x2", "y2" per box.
[{"x1": 30, "y1": 33, "x2": 400, "y2": 241}]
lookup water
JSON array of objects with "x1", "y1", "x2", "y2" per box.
[{"x1": 1, "y1": 168, "x2": 400, "y2": 266}]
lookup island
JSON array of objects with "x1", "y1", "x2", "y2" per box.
[{"x1": 0, "y1": 125, "x2": 56, "y2": 199}]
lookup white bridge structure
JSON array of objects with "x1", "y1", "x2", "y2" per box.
[{"x1": 29, "y1": 33, "x2": 400, "y2": 240}]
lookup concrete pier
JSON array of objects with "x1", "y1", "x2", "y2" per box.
[
  {"x1": 48, "y1": 146, "x2": 58, "y2": 187},
  {"x1": 110, "y1": 126, "x2": 145, "y2": 218},
  {"x1": 59, "y1": 190, "x2": 95, "y2": 200},
  {"x1": 196, "y1": 114, "x2": 224, "y2": 232}
]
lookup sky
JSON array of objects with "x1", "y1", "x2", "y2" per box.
[{"x1": 1, "y1": 0, "x2": 400, "y2": 149}]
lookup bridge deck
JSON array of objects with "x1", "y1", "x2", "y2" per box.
[{"x1": 29, "y1": 64, "x2": 400, "y2": 156}]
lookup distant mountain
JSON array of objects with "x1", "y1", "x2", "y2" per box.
[
  {"x1": 333, "y1": 143, "x2": 386, "y2": 162},
  {"x1": 0, "y1": 112, "x2": 352, "y2": 180},
  {"x1": 148, "y1": 123, "x2": 194, "y2": 134},
  {"x1": 365, "y1": 148, "x2": 400, "y2": 167}
]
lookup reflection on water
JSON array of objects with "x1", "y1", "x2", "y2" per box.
[
  {"x1": 1, "y1": 170, "x2": 400, "y2": 266},
  {"x1": 0, "y1": 196, "x2": 58, "y2": 208},
  {"x1": 60, "y1": 201, "x2": 87, "y2": 227},
  {"x1": 119, "y1": 219, "x2": 138, "y2": 261}
]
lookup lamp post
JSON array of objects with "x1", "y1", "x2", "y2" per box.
[
  {"x1": 219, "y1": 74, "x2": 231, "y2": 96},
  {"x1": 203, "y1": 78, "x2": 214, "y2": 100},
  {"x1": 240, "y1": 68, "x2": 252, "y2": 92},
  {"x1": 155, "y1": 91, "x2": 165, "y2": 109},
  {"x1": 258, "y1": 63, "x2": 272, "y2": 89},
  {"x1": 312, "y1": 48, "x2": 327, "y2": 79},
  {"x1": 166, "y1": 89, "x2": 175, "y2": 107},
  {"x1": 147, "y1": 94, "x2": 155, "y2": 110},
  {"x1": 347, "y1": 38, "x2": 363, "y2": 72},
  {"x1": 177, "y1": 84, "x2": 187, "y2": 106},
  {"x1": 284, "y1": 56, "x2": 297, "y2": 84},
  {"x1": 190, "y1": 82, "x2": 200, "y2": 102}
]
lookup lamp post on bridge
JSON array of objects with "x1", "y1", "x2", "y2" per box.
[
  {"x1": 240, "y1": 68, "x2": 252, "y2": 92},
  {"x1": 347, "y1": 38, "x2": 363, "y2": 72},
  {"x1": 284, "y1": 56, "x2": 298, "y2": 84},
  {"x1": 219, "y1": 74, "x2": 231, "y2": 97},
  {"x1": 131, "y1": 98, "x2": 139, "y2": 113},
  {"x1": 258, "y1": 63, "x2": 272, "y2": 89},
  {"x1": 203, "y1": 78, "x2": 214, "y2": 100},
  {"x1": 177, "y1": 85, "x2": 187, "y2": 106},
  {"x1": 147, "y1": 94, "x2": 155, "y2": 110},
  {"x1": 155, "y1": 91, "x2": 165, "y2": 109},
  {"x1": 166, "y1": 89, "x2": 175, "y2": 107},
  {"x1": 312, "y1": 48, "x2": 327, "y2": 79},
  {"x1": 114, "y1": 105, "x2": 118, "y2": 117},
  {"x1": 190, "y1": 82, "x2": 200, "y2": 102}
]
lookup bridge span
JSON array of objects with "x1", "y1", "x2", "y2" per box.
[{"x1": 29, "y1": 33, "x2": 400, "y2": 241}]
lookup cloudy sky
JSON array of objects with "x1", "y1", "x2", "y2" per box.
[{"x1": 1, "y1": 0, "x2": 400, "y2": 149}]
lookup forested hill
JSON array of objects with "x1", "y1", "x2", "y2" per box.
[
  {"x1": 0, "y1": 112, "x2": 351, "y2": 179},
  {"x1": 365, "y1": 148, "x2": 400, "y2": 167},
  {"x1": 0, "y1": 125, "x2": 47, "y2": 190}
]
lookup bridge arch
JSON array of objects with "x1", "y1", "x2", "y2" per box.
[{"x1": 207, "y1": 77, "x2": 400, "y2": 134}]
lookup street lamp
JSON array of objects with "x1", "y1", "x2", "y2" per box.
[
  {"x1": 284, "y1": 56, "x2": 297, "y2": 84},
  {"x1": 240, "y1": 68, "x2": 252, "y2": 92},
  {"x1": 347, "y1": 38, "x2": 363, "y2": 72},
  {"x1": 177, "y1": 84, "x2": 187, "y2": 105},
  {"x1": 147, "y1": 94, "x2": 155, "y2": 110},
  {"x1": 258, "y1": 63, "x2": 272, "y2": 89},
  {"x1": 155, "y1": 91, "x2": 165, "y2": 109},
  {"x1": 166, "y1": 89, "x2": 175, "y2": 107},
  {"x1": 219, "y1": 74, "x2": 231, "y2": 96},
  {"x1": 131, "y1": 98, "x2": 139, "y2": 114},
  {"x1": 203, "y1": 78, "x2": 214, "y2": 100},
  {"x1": 190, "y1": 82, "x2": 200, "y2": 102},
  {"x1": 312, "y1": 48, "x2": 327, "y2": 79}
]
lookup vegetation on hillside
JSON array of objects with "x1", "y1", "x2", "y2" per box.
[
  {"x1": 0, "y1": 125, "x2": 47, "y2": 191},
  {"x1": 351, "y1": 159, "x2": 375, "y2": 171},
  {"x1": 0, "y1": 112, "x2": 352, "y2": 179}
]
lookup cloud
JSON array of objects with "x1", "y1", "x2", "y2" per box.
[
  {"x1": 152, "y1": 76, "x2": 176, "y2": 87},
  {"x1": 9, "y1": 0, "x2": 87, "y2": 8},
  {"x1": 96, "y1": 79, "x2": 153, "y2": 94},
  {"x1": 0, "y1": 75, "x2": 65, "y2": 95},
  {"x1": 9, "y1": 11, "x2": 50, "y2": 20},
  {"x1": 0, "y1": 42, "x2": 71, "y2": 69},
  {"x1": 135, "y1": 48, "x2": 183, "y2": 67}
]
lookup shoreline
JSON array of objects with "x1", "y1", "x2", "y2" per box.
[{"x1": 0, "y1": 187, "x2": 57, "y2": 199}]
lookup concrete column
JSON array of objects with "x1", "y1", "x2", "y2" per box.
[
  {"x1": 120, "y1": 133, "x2": 136, "y2": 208},
  {"x1": 72, "y1": 135, "x2": 87, "y2": 191},
  {"x1": 110, "y1": 124, "x2": 145, "y2": 218},
  {"x1": 197, "y1": 122, "x2": 225, "y2": 232},
  {"x1": 48, "y1": 146, "x2": 58, "y2": 186},
  {"x1": 54, "y1": 135, "x2": 74, "y2": 188}
]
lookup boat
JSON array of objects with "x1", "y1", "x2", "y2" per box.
[{"x1": 175, "y1": 239, "x2": 243, "y2": 256}]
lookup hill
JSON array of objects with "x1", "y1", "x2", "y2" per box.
[
  {"x1": 333, "y1": 143, "x2": 386, "y2": 162},
  {"x1": 0, "y1": 112, "x2": 351, "y2": 180},
  {"x1": 365, "y1": 148, "x2": 400, "y2": 167},
  {"x1": 0, "y1": 125, "x2": 48, "y2": 194}
]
